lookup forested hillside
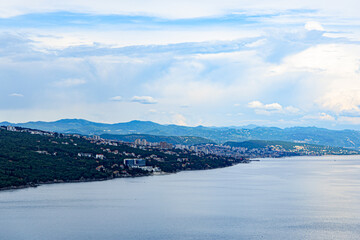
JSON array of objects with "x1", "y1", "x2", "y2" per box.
[{"x1": 0, "y1": 127, "x2": 243, "y2": 189}]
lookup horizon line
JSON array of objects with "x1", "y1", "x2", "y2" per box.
[{"x1": 0, "y1": 118, "x2": 355, "y2": 131}]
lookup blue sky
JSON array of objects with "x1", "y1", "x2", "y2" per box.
[{"x1": 2, "y1": 0, "x2": 360, "y2": 129}]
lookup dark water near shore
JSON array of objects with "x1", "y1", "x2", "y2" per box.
[{"x1": 1, "y1": 155, "x2": 360, "y2": 240}]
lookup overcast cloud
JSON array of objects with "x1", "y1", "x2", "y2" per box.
[{"x1": 1, "y1": 1, "x2": 360, "y2": 129}]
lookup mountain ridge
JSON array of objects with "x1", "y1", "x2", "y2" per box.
[{"x1": 2, "y1": 118, "x2": 360, "y2": 148}]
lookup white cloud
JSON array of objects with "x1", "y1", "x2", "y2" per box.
[
  {"x1": 248, "y1": 101, "x2": 300, "y2": 115},
  {"x1": 172, "y1": 113, "x2": 187, "y2": 126},
  {"x1": 338, "y1": 116, "x2": 360, "y2": 124},
  {"x1": 53, "y1": 78, "x2": 86, "y2": 87},
  {"x1": 305, "y1": 21, "x2": 324, "y2": 31},
  {"x1": 131, "y1": 96, "x2": 158, "y2": 104},
  {"x1": 248, "y1": 101, "x2": 265, "y2": 109},
  {"x1": 319, "y1": 113, "x2": 335, "y2": 121},
  {"x1": 148, "y1": 50, "x2": 269, "y2": 107},
  {"x1": 264, "y1": 103, "x2": 283, "y2": 111},
  {"x1": 248, "y1": 101, "x2": 283, "y2": 111},
  {"x1": 9, "y1": 93, "x2": 24, "y2": 97},
  {"x1": 109, "y1": 96, "x2": 122, "y2": 101},
  {"x1": 318, "y1": 89, "x2": 360, "y2": 115},
  {"x1": 30, "y1": 29, "x2": 261, "y2": 50},
  {"x1": 303, "y1": 112, "x2": 335, "y2": 121},
  {"x1": 270, "y1": 43, "x2": 360, "y2": 117}
]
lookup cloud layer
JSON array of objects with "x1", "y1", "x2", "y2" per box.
[{"x1": 1, "y1": 2, "x2": 360, "y2": 129}]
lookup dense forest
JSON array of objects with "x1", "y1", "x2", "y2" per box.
[{"x1": 0, "y1": 128, "x2": 245, "y2": 190}]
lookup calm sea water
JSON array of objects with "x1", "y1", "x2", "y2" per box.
[{"x1": 1, "y1": 155, "x2": 360, "y2": 240}]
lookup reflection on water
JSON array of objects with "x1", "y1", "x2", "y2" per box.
[{"x1": 1, "y1": 155, "x2": 360, "y2": 240}]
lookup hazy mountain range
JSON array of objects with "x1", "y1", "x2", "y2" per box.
[{"x1": 2, "y1": 119, "x2": 360, "y2": 148}]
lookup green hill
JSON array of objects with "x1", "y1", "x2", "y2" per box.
[{"x1": 0, "y1": 127, "x2": 242, "y2": 190}]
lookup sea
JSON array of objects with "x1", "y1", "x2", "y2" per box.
[{"x1": 1, "y1": 155, "x2": 360, "y2": 240}]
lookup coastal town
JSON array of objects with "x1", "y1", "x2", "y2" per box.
[
  {"x1": 2, "y1": 125, "x2": 357, "y2": 167},
  {"x1": 0, "y1": 124, "x2": 359, "y2": 190},
  {"x1": 0, "y1": 125, "x2": 246, "y2": 189}
]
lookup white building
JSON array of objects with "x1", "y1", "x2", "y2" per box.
[
  {"x1": 95, "y1": 154, "x2": 105, "y2": 160},
  {"x1": 6, "y1": 126, "x2": 16, "y2": 131}
]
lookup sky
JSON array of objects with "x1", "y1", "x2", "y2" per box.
[{"x1": 2, "y1": 0, "x2": 360, "y2": 129}]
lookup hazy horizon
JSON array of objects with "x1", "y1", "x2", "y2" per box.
[
  {"x1": 2, "y1": 1, "x2": 360, "y2": 129},
  {"x1": 2, "y1": 117, "x2": 360, "y2": 131}
]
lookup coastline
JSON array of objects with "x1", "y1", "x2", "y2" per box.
[
  {"x1": 0, "y1": 161, "x2": 246, "y2": 192},
  {"x1": 4, "y1": 154, "x2": 356, "y2": 192},
  {"x1": 0, "y1": 173, "x2": 156, "y2": 192}
]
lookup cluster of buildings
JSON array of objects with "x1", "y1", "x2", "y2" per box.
[
  {"x1": 122, "y1": 158, "x2": 160, "y2": 172},
  {"x1": 189, "y1": 143, "x2": 358, "y2": 158},
  {"x1": 1, "y1": 125, "x2": 56, "y2": 137},
  {"x1": 133, "y1": 139, "x2": 173, "y2": 149},
  {"x1": 2, "y1": 125, "x2": 356, "y2": 169}
]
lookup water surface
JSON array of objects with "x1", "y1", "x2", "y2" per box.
[{"x1": 1, "y1": 155, "x2": 360, "y2": 239}]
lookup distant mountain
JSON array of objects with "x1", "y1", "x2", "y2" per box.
[
  {"x1": 100, "y1": 134, "x2": 215, "y2": 146},
  {"x1": 2, "y1": 119, "x2": 360, "y2": 148},
  {"x1": 0, "y1": 119, "x2": 169, "y2": 135}
]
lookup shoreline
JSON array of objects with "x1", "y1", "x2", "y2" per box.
[
  {"x1": 0, "y1": 161, "x2": 247, "y2": 192},
  {"x1": 3, "y1": 154, "x2": 356, "y2": 192},
  {"x1": 0, "y1": 173, "x2": 158, "y2": 192}
]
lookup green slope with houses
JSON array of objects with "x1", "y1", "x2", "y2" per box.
[
  {"x1": 0, "y1": 126, "x2": 245, "y2": 190},
  {"x1": 224, "y1": 140, "x2": 358, "y2": 155}
]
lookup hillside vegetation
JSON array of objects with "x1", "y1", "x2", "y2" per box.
[{"x1": 0, "y1": 128, "x2": 243, "y2": 189}]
